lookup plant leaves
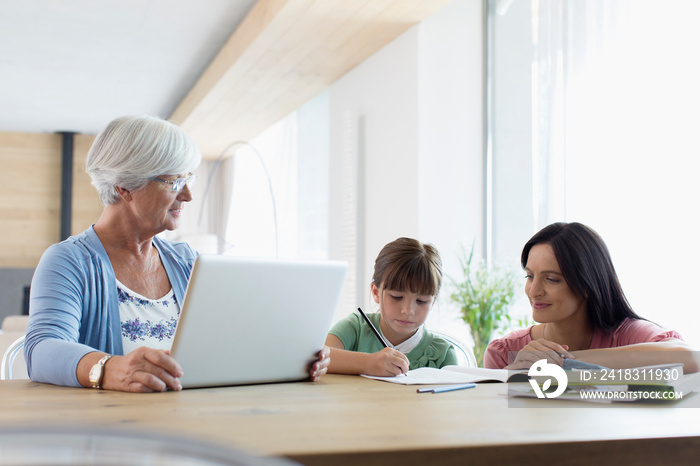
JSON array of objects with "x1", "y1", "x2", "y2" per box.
[{"x1": 448, "y1": 242, "x2": 518, "y2": 366}]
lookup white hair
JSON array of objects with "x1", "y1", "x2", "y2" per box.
[{"x1": 86, "y1": 115, "x2": 202, "y2": 205}]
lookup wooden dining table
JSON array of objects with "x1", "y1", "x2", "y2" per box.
[{"x1": 1, "y1": 374, "x2": 699, "y2": 465}]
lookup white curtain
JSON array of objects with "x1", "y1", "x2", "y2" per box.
[
  {"x1": 530, "y1": 0, "x2": 629, "y2": 228},
  {"x1": 494, "y1": 0, "x2": 700, "y2": 346},
  {"x1": 164, "y1": 156, "x2": 235, "y2": 255},
  {"x1": 200, "y1": 156, "x2": 235, "y2": 254}
]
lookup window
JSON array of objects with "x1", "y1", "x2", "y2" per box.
[
  {"x1": 223, "y1": 91, "x2": 330, "y2": 260},
  {"x1": 492, "y1": 0, "x2": 700, "y2": 347}
]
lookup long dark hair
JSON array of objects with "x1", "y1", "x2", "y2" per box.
[{"x1": 521, "y1": 222, "x2": 641, "y2": 331}]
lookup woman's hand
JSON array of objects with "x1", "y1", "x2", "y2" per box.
[
  {"x1": 505, "y1": 338, "x2": 575, "y2": 370},
  {"x1": 364, "y1": 347, "x2": 410, "y2": 377},
  {"x1": 102, "y1": 347, "x2": 183, "y2": 392},
  {"x1": 309, "y1": 345, "x2": 331, "y2": 381}
]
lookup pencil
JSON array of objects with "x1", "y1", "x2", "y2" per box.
[
  {"x1": 417, "y1": 383, "x2": 476, "y2": 394},
  {"x1": 357, "y1": 307, "x2": 389, "y2": 348},
  {"x1": 357, "y1": 307, "x2": 407, "y2": 376}
]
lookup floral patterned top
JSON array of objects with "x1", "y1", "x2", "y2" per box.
[{"x1": 116, "y1": 279, "x2": 180, "y2": 354}]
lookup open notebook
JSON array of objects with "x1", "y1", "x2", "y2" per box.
[
  {"x1": 170, "y1": 254, "x2": 347, "y2": 388},
  {"x1": 363, "y1": 362, "x2": 698, "y2": 399}
]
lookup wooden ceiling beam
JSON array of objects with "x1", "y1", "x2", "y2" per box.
[{"x1": 170, "y1": 0, "x2": 454, "y2": 159}]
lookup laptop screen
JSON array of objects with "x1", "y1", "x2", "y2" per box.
[{"x1": 170, "y1": 255, "x2": 347, "y2": 388}]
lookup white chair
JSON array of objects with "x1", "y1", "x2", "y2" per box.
[
  {"x1": 1, "y1": 334, "x2": 27, "y2": 380},
  {"x1": 1, "y1": 315, "x2": 29, "y2": 380},
  {"x1": 431, "y1": 329, "x2": 477, "y2": 367},
  {"x1": 1, "y1": 315, "x2": 29, "y2": 333}
]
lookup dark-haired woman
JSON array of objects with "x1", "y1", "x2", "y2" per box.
[{"x1": 484, "y1": 222, "x2": 697, "y2": 372}]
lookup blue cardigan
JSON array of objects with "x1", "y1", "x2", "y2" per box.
[{"x1": 24, "y1": 226, "x2": 197, "y2": 387}]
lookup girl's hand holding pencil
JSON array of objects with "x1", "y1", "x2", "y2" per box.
[
  {"x1": 358, "y1": 307, "x2": 409, "y2": 376},
  {"x1": 364, "y1": 347, "x2": 410, "y2": 377}
]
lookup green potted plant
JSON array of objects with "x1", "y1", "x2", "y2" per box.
[{"x1": 449, "y1": 244, "x2": 518, "y2": 367}]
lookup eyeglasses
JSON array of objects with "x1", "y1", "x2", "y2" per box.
[{"x1": 150, "y1": 174, "x2": 197, "y2": 192}]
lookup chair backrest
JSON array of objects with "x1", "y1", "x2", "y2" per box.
[
  {"x1": 1, "y1": 334, "x2": 27, "y2": 380},
  {"x1": 431, "y1": 329, "x2": 477, "y2": 367},
  {"x1": 1, "y1": 315, "x2": 29, "y2": 333}
]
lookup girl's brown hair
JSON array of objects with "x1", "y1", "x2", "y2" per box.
[{"x1": 372, "y1": 237, "x2": 442, "y2": 296}]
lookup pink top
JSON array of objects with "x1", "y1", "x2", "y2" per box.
[{"x1": 483, "y1": 318, "x2": 683, "y2": 369}]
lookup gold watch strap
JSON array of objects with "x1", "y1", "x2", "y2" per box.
[{"x1": 92, "y1": 354, "x2": 112, "y2": 389}]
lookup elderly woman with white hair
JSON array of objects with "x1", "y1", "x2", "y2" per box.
[{"x1": 25, "y1": 115, "x2": 330, "y2": 392}]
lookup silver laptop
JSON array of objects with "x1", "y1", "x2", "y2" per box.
[{"x1": 170, "y1": 254, "x2": 347, "y2": 388}]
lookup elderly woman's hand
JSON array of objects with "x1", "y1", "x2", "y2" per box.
[
  {"x1": 309, "y1": 345, "x2": 331, "y2": 382},
  {"x1": 102, "y1": 347, "x2": 183, "y2": 392}
]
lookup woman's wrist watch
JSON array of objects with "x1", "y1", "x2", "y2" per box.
[{"x1": 88, "y1": 354, "x2": 112, "y2": 389}]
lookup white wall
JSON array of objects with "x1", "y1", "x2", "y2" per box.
[
  {"x1": 491, "y1": 0, "x2": 534, "y2": 269},
  {"x1": 327, "y1": 0, "x2": 485, "y2": 341},
  {"x1": 490, "y1": 0, "x2": 537, "y2": 323},
  {"x1": 418, "y1": 0, "x2": 485, "y2": 285}
]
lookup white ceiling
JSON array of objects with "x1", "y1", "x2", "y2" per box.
[
  {"x1": 0, "y1": 0, "x2": 455, "y2": 156},
  {"x1": 0, "y1": 0, "x2": 256, "y2": 135}
]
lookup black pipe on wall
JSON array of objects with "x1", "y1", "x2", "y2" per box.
[{"x1": 59, "y1": 131, "x2": 75, "y2": 241}]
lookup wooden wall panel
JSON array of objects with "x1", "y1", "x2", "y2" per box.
[
  {"x1": 71, "y1": 134, "x2": 102, "y2": 235},
  {"x1": 1, "y1": 132, "x2": 61, "y2": 268},
  {"x1": 0, "y1": 131, "x2": 99, "y2": 268}
]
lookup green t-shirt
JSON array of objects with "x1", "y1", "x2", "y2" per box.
[{"x1": 329, "y1": 312, "x2": 458, "y2": 369}]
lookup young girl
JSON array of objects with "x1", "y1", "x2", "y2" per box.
[
  {"x1": 326, "y1": 237, "x2": 457, "y2": 376},
  {"x1": 484, "y1": 222, "x2": 697, "y2": 372}
]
